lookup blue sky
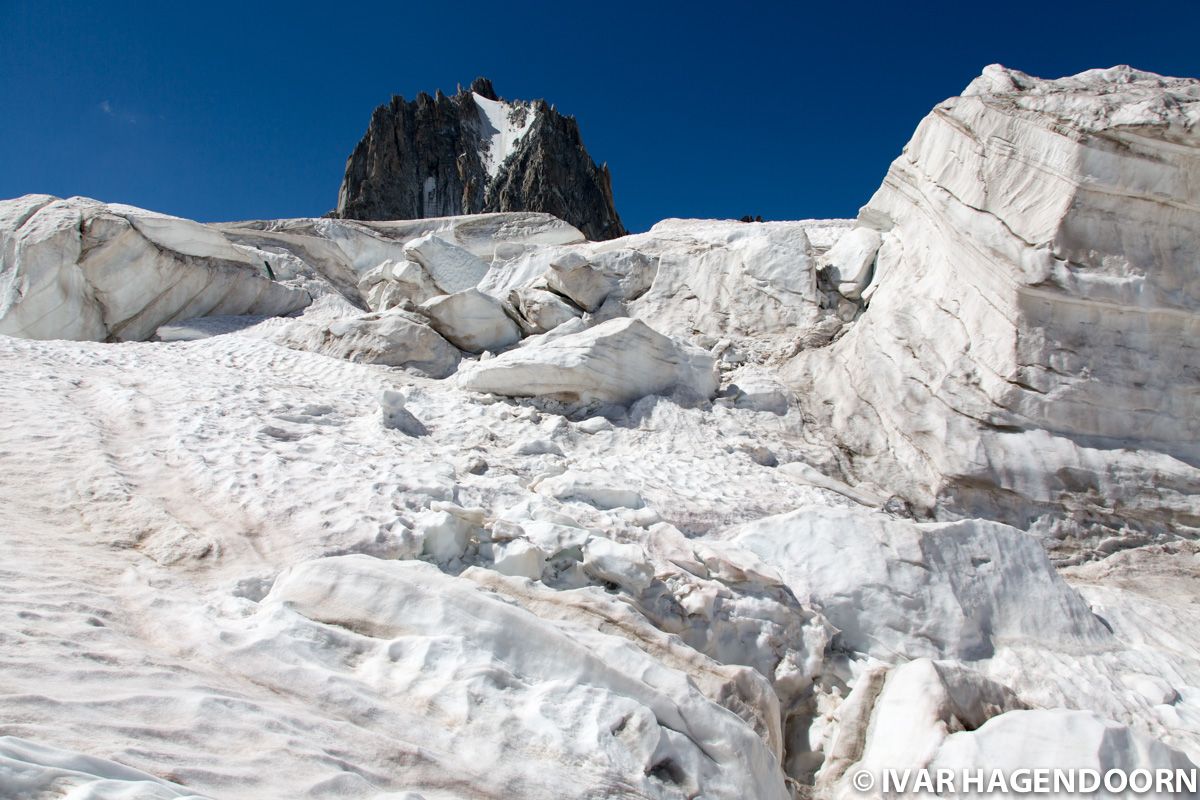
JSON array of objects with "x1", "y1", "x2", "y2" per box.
[{"x1": 2, "y1": 0, "x2": 1197, "y2": 233}]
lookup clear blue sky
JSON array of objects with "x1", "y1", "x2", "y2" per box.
[{"x1": 3, "y1": 0, "x2": 1197, "y2": 233}]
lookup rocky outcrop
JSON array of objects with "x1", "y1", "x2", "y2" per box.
[
  {"x1": 334, "y1": 78, "x2": 626, "y2": 241},
  {"x1": 786, "y1": 65, "x2": 1200, "y2": 559},
  {"x1": 480, "y1": 106, "x2": 625, "y2": 241}
]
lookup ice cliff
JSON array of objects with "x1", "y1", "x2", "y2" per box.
[{"x1": 787, "y1": 64, "x2": 1200, "y2": 561}]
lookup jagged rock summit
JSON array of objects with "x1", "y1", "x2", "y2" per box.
[{"x1": 334, "y1": 77, "x2": 626, "y2": 241}]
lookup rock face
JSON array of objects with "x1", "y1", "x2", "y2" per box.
[
  {"x1": 456, "y1": 317, "x2": 719, "y2": 404},
  {"x1": 0, "y1": 195, "x2": 310, "y2": 341},
  {"x1": 787, "y1": 65, "x2": 1200, "y2": 558},
  {"x1": 334, "y1": 77, "x2": 626, "y2": 241}
]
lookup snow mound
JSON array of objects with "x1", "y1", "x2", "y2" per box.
[
  {"x1": 419, "y1": 288, "x2": 522, "y2": 353},
  {"x1": 480, "y1": 218, "x2": 833, "y2": 353},
  {"x1": 0, "y1": 737, "x2": 207, "y2": 799},
  {"x1": 931, "y1": 710, "x2": 1199, "y2": 795},
  {"x1": 457, "y1": 317, "x2": 719, "y2": 404},
  {"x1": 216, "y1": 211, "x2": 584, "y2": 309},
  {"x1": 404, "y1": 232, "x2": 490, "y2": 294},
  {"x1": 270, "y1": 305, "x2": 461, "y2": 377}
]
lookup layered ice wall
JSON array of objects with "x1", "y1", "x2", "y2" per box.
[{"x1": 788, "y1": 65, "x2": 1200, "y2": 557}]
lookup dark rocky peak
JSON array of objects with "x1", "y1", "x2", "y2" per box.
[
  {"x1": 469, "y1": 77, "x2": 498, "y2": 101},
  {"x1": 333, "y1": 79, "x2": 625, "y2": 241}
]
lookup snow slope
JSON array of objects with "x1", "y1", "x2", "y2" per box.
[{"x1": 1, "y1": 326, "x2": 1196, "y2": 798}]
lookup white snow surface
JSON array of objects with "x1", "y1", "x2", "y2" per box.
[
  {"x1": 3, "y1": 64, "x2": 1200, "y2": 799},
  {"x1": 419, "y1": 288, "x2": 522, "y2": 353},
  {"x1": 403, "y1": 233, "x2": 490, "y2": 294},
  {"x1": 0, "y1": 332, "x2": 842, "y2": 798}
]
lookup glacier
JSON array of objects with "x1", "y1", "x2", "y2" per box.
[{"x1": 0, "y1": 64, "x2": 1198, "y2": 799}]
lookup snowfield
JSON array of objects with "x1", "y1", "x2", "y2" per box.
[{"x1": 1, "y1": 65, "x2": 1199, "y2": 799}]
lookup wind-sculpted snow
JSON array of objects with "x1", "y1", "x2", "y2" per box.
[
  {"x1": 266, "y1": 297, "x2": 462, "y2": 377},
  {"x1": 932, "y1": 710, "x2": 1199, "y2": 788},
  {"x1": 3, "y1": 317, "x2": 1197, "y2": 799},
  {"x1": 403, "y1": 232, "x2": 490, "y2": 293},
  {"x1": 2, "y1": 63, "x2": 1200, "y2": 800},
  {"x1": 818, "y1": 662, "x2": 1200, "y2": 799},
  {"x1": 480, "y1": 217, "x2": 839, "y2": 351},
  {"x1": 787, "y1": 64, "x2": 1200, "y2": 559},
  {"x1": 0, "y1": 195, "x2": 310, "y2": 341},
  {"x1": 0, "y1": 333, "x2": 846, "y2": 797},
  {"x1": 419, "y1": 288, "x2": 522, "y2": 353},
  {"x1": 0, "y1": 738, "x2": 207, "y2": 799},
  {"x1": 816, "y1": 659, "x2": 1027, "y2": 797}
]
